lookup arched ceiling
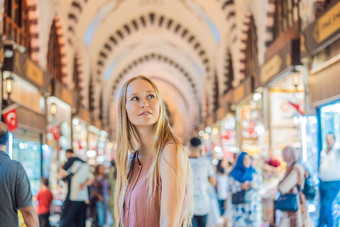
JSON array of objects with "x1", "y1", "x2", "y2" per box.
[{"x1": 60, "y1": 0, "x2": 238, "y2": 139}]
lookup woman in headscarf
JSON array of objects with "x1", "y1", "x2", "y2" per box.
[
  {"x1": 277, "y1": 146, "x2": 313, "y2": 227},
  {"x1": 229, "y1": 151, "x2": 261, "y2": 226}
]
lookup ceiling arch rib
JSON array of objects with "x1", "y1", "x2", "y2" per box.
[
  {"x1": 109, "y1": 52, "x2": 200, "y2": 104},
  {"x1": 95, "y1": 12, "x2": 211, "y2": 80}
]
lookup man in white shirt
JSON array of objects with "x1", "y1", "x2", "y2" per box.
[
  {"x1": 319, "y1": 132, "x2": 340, "y2": 227},
  {"x1": 59, "y1": 149, "x2": 94, "y2": 227},
  {"x1": 189, "y1": 137, "x2": 216, "y2": 227}
]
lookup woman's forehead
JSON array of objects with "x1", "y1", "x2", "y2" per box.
[{"x1": 126, "y1": 79, "x2": 155, "y2": 95}]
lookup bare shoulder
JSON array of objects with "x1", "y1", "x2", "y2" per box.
[{"x1": 160, "y1": 143, "x2": 186, "y2": 171}]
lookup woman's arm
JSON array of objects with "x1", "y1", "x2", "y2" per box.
[
  {"x1": 160, "y1": 143, "x2": 187, "y2": 227},
  {"x1": 278, "y1": 167, "x2": 299, "y2": 194}
]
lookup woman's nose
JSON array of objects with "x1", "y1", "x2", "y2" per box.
[{"x1": 141, "y1": 99, "x2": 149, "y2": 108}]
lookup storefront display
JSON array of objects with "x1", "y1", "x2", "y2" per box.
[
  {"x1": 72, "y1": 117, "x2": 88, "y2": 160},
  {"x1": 318, "y1": 100, "x2": 340, "y2": 224},
  {"x1": 11, "y1": 129, "x2": 42, "y2": 195},
  {"x1": 269, "y1": 71, "x2": 305, "y2": 162},
  {"x1": 237, "y1": 90, "x2": 268, "y2": 158},
  {"x1": 300, "y1": 115, "x2": 319, "y2": 225},
  {"x1": 220, "y1": 114, "x2": 238, "y2": 159}
]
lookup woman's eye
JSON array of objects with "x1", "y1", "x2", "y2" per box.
[
  {"x1": 131, "y1": 97, "x2": 138, "y2": 101},
  {"x1": 148, "y1": 94, "x2": 155, "y2": 99}
]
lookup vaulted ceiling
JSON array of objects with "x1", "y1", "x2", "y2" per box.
[{"x1": 34, "y1": 0, "x2": 271, "y2": 141}]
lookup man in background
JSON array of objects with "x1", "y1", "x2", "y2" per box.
[
  {"x1": 0, "y1": 121, "x2": 39, "y2": 227},
  {"x1": 59, "y1": 149, "x2": 94, "y2": 227},
  {"x1": 189, "y1": 137, "x2": 216, "y2": 227},
  {"x1": 319, "y1": 132, "x2": 340, "y2": 227}
]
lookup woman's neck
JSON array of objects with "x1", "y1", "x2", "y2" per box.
[{"x1": 136, "y1": 126, "x2": 155, "y2": 157}]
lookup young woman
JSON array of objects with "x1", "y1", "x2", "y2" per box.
[
  {"x1": 278, "y1": 146, "x2": 313, "y2": 227},
  {"x1": 229, "y1": 152, "x2": 261, "y2": 226},
  {"x1": 91, "y1": 164, "x2": 109, "y2": 227},
  {"x1": 114, "y1": 75, "x2": 193, "y2": 227}
]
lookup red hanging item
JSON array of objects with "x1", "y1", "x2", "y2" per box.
[
  {"x1": 49, "y1": 125, "x2": 60, "y2": 141},
  {"x1": 2, "y1": 105, "x2": 18, "y2": 132}
]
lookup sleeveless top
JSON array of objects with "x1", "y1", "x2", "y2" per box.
[{"x1": 122, "y1": 143, "x2": 188, "y2": 227}]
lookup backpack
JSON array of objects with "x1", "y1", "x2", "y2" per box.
[{"x1": 302, "y1": 170, "x2": 316, "y2": 201}]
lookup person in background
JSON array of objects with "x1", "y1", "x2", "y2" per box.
[
  {"x1": 90, "y1": 164, "x2": 109, "y2": 227},
  {"x1": 0, "y1": 121, "x2": 39, "y2": 227},
  {"x1": 36, "y1": 178, "x2": 53, "y2": 227},
  {"x1": 59, "y1": 149, "x2": 94, "y2": 227},
  {"x1": 250, "y1": 156, "x2": 263, "y2": 227},
  {"x1": 216, "y1": 159, "x2": 229, "y2": 216},
  {"x1": 318, "y1": 132, "x2": 340, "y2": 227},
  {"x1": 278, "y1": 146, "x2": 313, "y2": 227},
  {"x1": 229, "y1": 151, "x2": 259, "y2": 226},
  {"x1": 189, "y1": 137, "x2": 216, "y2": 227},
  {"x1": 107, "y1": 160, "x2": 117, "y2": 227}
]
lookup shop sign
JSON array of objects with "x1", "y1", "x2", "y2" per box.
[
  {"x1": 260, "y1": 39, "x2": 300, "y2": 84},
  {"x1": 53, "y1": 80, "x2": 74, "y2": 106},
  {"x1": 301, "y1": 1, "x2": 340, "y2": 57},
  {"x1": 260, "y1": 55, "x2": 282, "y2": 84},
  {"x1": 61, "y1": 89, "x2": 73, "y2": 106},
  {"x1": 233, "y1": 85, "x2": 245, "y2": 104},
  {"x1": 24, "y1": 60, "x2": 44, "y2": 87},
  {"x1": 10, "y1": 50, "x2": 49, "y2": 90},
  {"x1": 0, "y1": 35, "x2": 3, "y2": 64},
  {"x1": 78, "y1": 107, "x2": 91, "y2": 123}
]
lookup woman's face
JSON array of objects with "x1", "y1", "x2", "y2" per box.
[
  {"x1": 125, "y1": 79, "x2": 160, "y2": 127},
  {"x1": 243, "y1": 154, "x2": 251, "y2": 168}
]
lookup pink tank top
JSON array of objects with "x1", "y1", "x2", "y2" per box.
[{"x1": 123, "y1": 145, "x2": 188, "y2": 227}]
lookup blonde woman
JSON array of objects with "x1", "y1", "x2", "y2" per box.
[{"x1": 114, "y1": 75, "x2": 193, "y2": 227}]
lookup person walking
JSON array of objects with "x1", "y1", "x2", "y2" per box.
[
  {"x1": 90, "y1": 164, "x2": 109, "y2": 227},
  {"x1": 277, "y1": 146, "x2": 313, "y2": 227},
  {"x1": 189, "y1": 137, "x2": 216, "y2": 227},
  {"x1": 216, "y1": 159, "x2": 229, "y2": 216},
  {"x1": 36, "y1": 178, "x2": 53, "y2": 227},
  {"x1": 0, "y1": 122, "x2": 39, "y2": 227},
  {"x1": 59, "y1": 149, "x2": 94, "y2": 227},
  {"x1": 229, "y1": 151, "x2": 260, "y2": 227},
  {"x1": 113, "y1": 75, "x2": 193, "y2": 227},
  {"x1": 107, "y1": 160, "x2": 117, "y2": 227},
  {"x1": 319, "y1": 132, "x2": 340, "y2": 227}
]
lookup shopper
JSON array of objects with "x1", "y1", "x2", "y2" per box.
[
  {"x1": 0, "y1": 122, "x2": 39, "y2": 227},
  {"x1": 277, "y1": 146, "x2": 313, "y2": 227},
  {"x1": 229, "y1": 151, "x2": 259, "y2": 226},
  {"x1": 59, "y1": 149, "x2": 94, "y2": 227},
  {"x1": 216, "y1": 159, "x2": 229, "y2": 216},
  {"x1": 36, "y1": 178, "x2": 53, "y2": 227},
  {"x1": 319, "y1": 132, "x2": 340, "y2": 227},
  {"x1": 90, "y1": 164, "x2": 109, "y2": 227},
  {"x1": 189, "y1": 137, "x2": 216, "y2": 227},
  {"x1": 250, "y1": 156, "x2": 263, "y2": 227},
  {"x1": 107, "y1": 160, "x2": 117, "y2": 227},
  {"x1": 113, "y1": 75, "x2": 193, "y2": 226}
]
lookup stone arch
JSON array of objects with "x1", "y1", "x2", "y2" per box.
[{"x1": 95, "y1": 12, "x2": 210, "y2": 80}]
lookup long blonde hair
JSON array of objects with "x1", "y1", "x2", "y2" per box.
[{"x1": 114, "y1": 75, "x2": 193, "y2": 226}]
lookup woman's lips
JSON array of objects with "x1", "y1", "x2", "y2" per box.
[{"x1": 139, "y1": 111, "x2": 152, "y2": 116}]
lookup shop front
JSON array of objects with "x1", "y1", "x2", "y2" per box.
[
  {"x1": 301, "y1": 1, "x2": 340, "y2": 223},
  {"x1": 1, "y1": 47, "x2": 48, "y2": 195}
]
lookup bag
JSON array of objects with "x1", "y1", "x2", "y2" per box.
[
  {"x1": 274, "y1": 193, "x2": 299, "y2": 211},
  {"x1": 231, "y1": 190, "x2": 251, "y2": 205},
  {"x1": 303, "y1": 176, "x2": 316, "y2": 201}
]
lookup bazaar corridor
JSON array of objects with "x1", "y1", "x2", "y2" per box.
[{"x1": 0, "y1": 0, "x2": 340, "y2": 226}]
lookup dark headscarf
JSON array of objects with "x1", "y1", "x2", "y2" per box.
[{"x1": 229, "y1": 152, "x2": 254, "y2": 183}]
